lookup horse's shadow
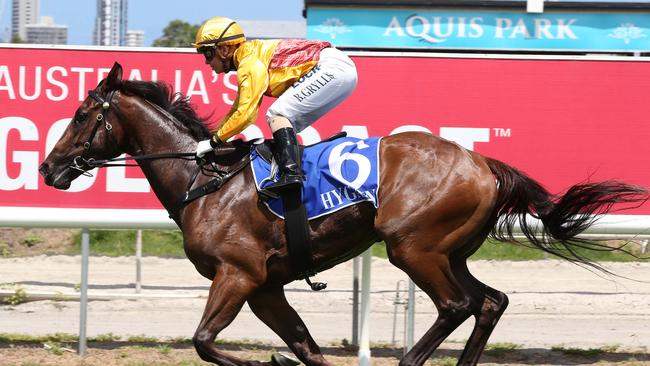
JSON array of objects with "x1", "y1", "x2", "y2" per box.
[
  {"x1": 2, "y1": 340, "x2": 648, "y2": 365},
  {"x1": 477, "y1": 347, "x2": 650, "y2": 365}
]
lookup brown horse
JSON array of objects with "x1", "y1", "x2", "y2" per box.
[{"x1": 39, "y1": 63, "x2": 647, "y2": 366}]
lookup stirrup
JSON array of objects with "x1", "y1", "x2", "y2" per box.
[
  {"x1": 258, "y1": 188, "x2": 279, "y2": 201},
  {"x1": 305, "y1": 276, "x2": 327, "y2": 291},
  {"x1": 263, "y1": 175, "x2": 303, "y2": 194}
]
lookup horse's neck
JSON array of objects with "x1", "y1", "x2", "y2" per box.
[{"x1": 123, "y1": 99, "x2": 198, "y2": 220}]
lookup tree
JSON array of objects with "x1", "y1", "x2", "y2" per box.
[
  {"x1": 152, "y1": 19, "x2": 201, "y2": 47},
  {"x1": 11, "y1": 34, "x2": 24, "y2": 43}
]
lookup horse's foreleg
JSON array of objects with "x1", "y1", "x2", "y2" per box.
[
  {"x1": 451, "y1": 258, "x2": 509, "y2": 366},
  {"x1": 248, "y1": 286, "x2": 330, "y2": 366},
  {"x1": 193, "y1": 265, "x2": 268, "y2": 366}
]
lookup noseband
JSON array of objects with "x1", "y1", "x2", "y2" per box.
[{"x1": 69, "y1": 89, "x2": 116, "y2": 176}]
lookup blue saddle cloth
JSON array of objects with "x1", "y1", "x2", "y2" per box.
[{"x1": 251, "y1": 137, "x2": 382, "y2": 220}]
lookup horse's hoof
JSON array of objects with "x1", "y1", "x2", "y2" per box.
[{"x1": 271, "y1": 352, "x2": 300, "y2": 366}]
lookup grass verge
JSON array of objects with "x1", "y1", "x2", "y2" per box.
[{"x1": 6, "y1": 228, "x2": 630, "y2": 262}]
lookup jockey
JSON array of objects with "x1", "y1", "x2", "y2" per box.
[{"x1": 193, "y1": 16, "x2": 358, "y2": 195}]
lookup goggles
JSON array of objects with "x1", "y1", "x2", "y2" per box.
[{"x1": 197, "y1": 46, "x2": 217, "y2": 62}]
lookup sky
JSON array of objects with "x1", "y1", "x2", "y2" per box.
[
  {"x1": 0, "y1": 0, "x2": 304, "y2": 46},
  {"x1": 2, "y1": 0, "x2": 649, "y2": 45}
]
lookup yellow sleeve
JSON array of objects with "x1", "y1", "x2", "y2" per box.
[{"x1": 215, "y1": 57, "x2": 269, "y2": 141}]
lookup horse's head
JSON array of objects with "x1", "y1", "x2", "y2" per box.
[{"x1": 39, "y1": 62, "x2": 128, "y2": 189}]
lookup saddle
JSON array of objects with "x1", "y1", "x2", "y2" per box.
[
  {"x1": 178, "y1": 132, "x2": 348, "y2": 209},
  {"x1": 254, "y1": 131, "x2": 347, "y2": 165}
]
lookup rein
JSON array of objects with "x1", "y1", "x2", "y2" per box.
[
  {"x1": 70, "y1": 88, "x2": 205, "y2": 173},
  {"x1": 70, "y1": 86, "x2": 252, "y2": 221},
  {"x1": 83, "y1": 152, "x2": 197, "y2": 169}
]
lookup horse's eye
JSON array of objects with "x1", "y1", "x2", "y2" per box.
[{"x1": 74, "y1": 112, "x2": 88, "y2": 124}]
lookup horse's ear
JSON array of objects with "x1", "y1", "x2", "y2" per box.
[{"x1": 105, "y1": 62, "x2": 123, "y2": 90}]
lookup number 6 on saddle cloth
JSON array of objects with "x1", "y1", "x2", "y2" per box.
[
  {"x1": 253, "y1": 136, "x2": 381, "y2": 220},
  {"x1": 251, "y1": 136, "x2": 381, "y2": 287}
]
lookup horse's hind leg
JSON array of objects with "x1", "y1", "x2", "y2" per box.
[
  {"x1": 387, "y1": 247, "x2": 476, "y2": 366},
  {"x1": 193, "y1": 264, "x2": 269, "y2": 366},
  {"x1": 390, "y1": 238, "x2": 508, "y2": 366},
  {"x1": 450, "y1": 257, "x2": 509, "y2": 365},
  {"x1": 248, "y1": 286, "x2": 330, "y2": 366}
]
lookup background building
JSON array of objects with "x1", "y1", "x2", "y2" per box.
[
  {"x1": 93, "y1": 0, "x2": 127, "y2": 46},
  {"x1": 11, "y1": 0, "x2": 38, "y2": 41},
  {"x1": 25, "y1": 15, "x2": 66, "y2": 44},
  {"x1": 125, "y1": 28, "x2": 143, "y2": 46}
]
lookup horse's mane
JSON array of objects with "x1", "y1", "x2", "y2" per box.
[{"x1": 119, "y1": 79, "x2": 212, "y2": 140}]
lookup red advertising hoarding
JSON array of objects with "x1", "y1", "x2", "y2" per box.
[{"x1": 1, "y1": 46, "x2": 649, "y2": 223}]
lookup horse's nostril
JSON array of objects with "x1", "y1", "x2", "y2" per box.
[{"x1": 38, "y1": 163, "x2": 49, "y2": 177}]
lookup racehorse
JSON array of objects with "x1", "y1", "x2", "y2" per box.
[{"x1": 39, "y1": 63, "x2": 648, "y2": 366}]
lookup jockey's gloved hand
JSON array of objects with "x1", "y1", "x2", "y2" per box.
[{"x1": 195, "y1": 136, "x2": 222, "y2": 158}]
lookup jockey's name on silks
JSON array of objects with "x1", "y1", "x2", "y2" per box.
[{"x1": 251, "y1": 137, "x2": 382, "y2": 220}]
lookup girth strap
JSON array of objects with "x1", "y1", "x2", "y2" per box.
[{"x1": 282, "y1": 188, "x2": 327, "y2": 291}]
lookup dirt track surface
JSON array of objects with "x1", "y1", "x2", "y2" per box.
[
  {"x1": 1, "y1": 344, "x2": 649, "y2": 366},
  {"x1": 1, "y1": 256, "x2": 650, "y2": 365}
]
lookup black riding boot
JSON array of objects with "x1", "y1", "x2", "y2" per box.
[{"x1": 264, "y1": 127, "x2": 304, "y2": 195}]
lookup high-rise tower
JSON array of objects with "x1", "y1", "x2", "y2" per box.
[
  {"x1": 11, "y1": 0, "x2": 39, "y2": 41},
  {"x1": 93, "y1": 0, "x2": 127, "y2": 46}
]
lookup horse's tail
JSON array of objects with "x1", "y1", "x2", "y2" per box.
[{"x1": 484, "y1": 157, "x2": 649, "y2": 266}]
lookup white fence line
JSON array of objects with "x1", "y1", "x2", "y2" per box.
[
  {"x1": 0, "y1": 207, "x2": 175, "y2": 229},
  {"x1": 2, "y1": 207, "x2": 649, "y2": 237}
]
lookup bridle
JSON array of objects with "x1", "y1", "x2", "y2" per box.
[
  {"x1": 68, "y1": 89, "x2": 117, "y2": 176},
  {"x1": 65, "y1": 86, "x2": 250, "y2": 216},
  {"x1": 68, "y1": 87, "x2": 198, "y2": 176}
]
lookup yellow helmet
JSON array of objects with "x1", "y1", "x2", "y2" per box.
[{"x1": 193, "y1": 17, "x2": 246, "y2": 48}]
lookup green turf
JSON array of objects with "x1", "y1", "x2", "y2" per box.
[
  {"x1": 73, "y1": 230, "x2": 185, "y2": 257},
  {"x1": 73, "y1": 229, "x2": 646, "y2": 262},
  {"x1": 370, "y1": 239, "x2": 644, "y2": 262}
]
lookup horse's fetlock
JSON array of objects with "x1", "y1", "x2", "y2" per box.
[
  {"x1": 192, "y1": 340, "x2": 212, "y2": 363},
  {"x1": 398, "y1": 355, "x2": 417, "y2": 366}
]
